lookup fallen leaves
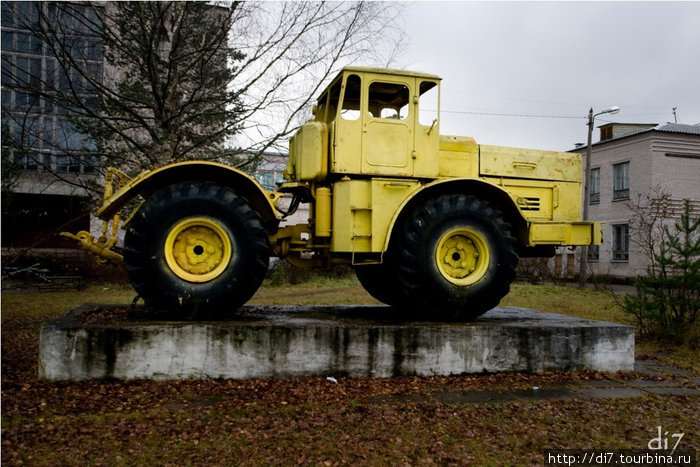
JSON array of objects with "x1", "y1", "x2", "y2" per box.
[
  {"x1": 4, "y1": 373, "x2": 698, "y2": 466},
  {"x1": 2, "y1": 288, "x2": 699, "y2": 465}
]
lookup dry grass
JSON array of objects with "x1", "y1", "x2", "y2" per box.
[{"x1": 504, "y1": 283, "x2": 626, "y2": 322}]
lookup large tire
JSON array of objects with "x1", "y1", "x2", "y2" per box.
[
  {"x1": 354, "y1": 252, "x2": 404, "y2": 306},
  {"x1": 396, "y1": 194, "x2": 518, "y2": 320},
  {"x1": 123, "y1": 181, "x2": 269, "y2": 318}
]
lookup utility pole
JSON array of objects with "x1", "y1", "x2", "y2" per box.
[
  {"x1": 673, "y1": 107, "x2": 678, "y2": 123},
  {"x1": 579, "y1": 105, "x2": 620, "y2": 288}
]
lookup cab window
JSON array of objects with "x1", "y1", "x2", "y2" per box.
[
  {"x1": 340, "y1": 74, "x2": 361, "y2": 121},
  {"x1": 368, "y1": 82, "x2": 409, "y2": 120},
  {"x1": 321, "y1": 78, "x2": 342, "y2": 123},
  {"x1": 418, "y1": 81, "x2": 438, "y2": 126}
]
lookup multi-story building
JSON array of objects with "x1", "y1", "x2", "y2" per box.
[
  {"x1": 1, "y1": 2, "x2": 254, "y2": 262},
  {"x1": 2, "y1": 1, "x2": 101, "y2": 252},
  {"x1": 570, "y1": 122, "x2": 700, "y2": 279},
  {"x1": 251, "y1": 151, "x2": 309, "y2": 226}
]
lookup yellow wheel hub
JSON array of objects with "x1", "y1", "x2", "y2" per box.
[
  {"x1": 164, "y1": 217, "x2": 232, "y2": 283},
  {"x1": 436, "y1": 227, "x2": 490, "y2": 286}
]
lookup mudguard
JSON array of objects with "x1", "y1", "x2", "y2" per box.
[{"x1": 97, "y1": 161, "x2": 282, "y2": 230}]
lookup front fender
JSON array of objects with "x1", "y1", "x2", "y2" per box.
[
  {"x1": 97, "y1": 161, "x2": 282, "y2": 231},
  {"x1": 383, "y1": 178, "x2": 529, "y2": 251}
]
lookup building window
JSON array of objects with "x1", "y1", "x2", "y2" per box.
[
  {"x1": 612, "y1": 224, "x2": 629, "y2": 262},
  {"x1": 612, "y1": 162, "x2": 629, "y2": 200},
  {"x1": 589, "y1": 167, "x2": 600, "y2": 204},
  {"x1": 587, "y1": 245, "x2": 600, "y2": 262},
  {"x1": 1, "y1": 1, "x2": 102, "y2": 176},
  {"x1": 254, "y1": 171, "x2": 283, "y2": 191}
]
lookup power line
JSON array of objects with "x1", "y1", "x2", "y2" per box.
[
  {"x1": 440, "y1": 109, "x2": 585, "y2": 119},
  {"x1": 441, "y1": 90, "x2": 585, "y2": 107}
]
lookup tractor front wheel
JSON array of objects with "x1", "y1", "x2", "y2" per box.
[
  {"x1": 123, "y1": 181, "x2": 269, "y2": 318},
  {"x1": 395, "y1": 194, "x2": 518, "y2": 320}
]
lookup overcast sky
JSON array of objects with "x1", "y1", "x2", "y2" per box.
[{"x1": 400, "y1": 1, "x2": 700, "y2": 151}]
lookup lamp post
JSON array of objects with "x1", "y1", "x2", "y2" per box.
[{"x1": 578, "y1": 105, "x2": 620, "y2": 288}]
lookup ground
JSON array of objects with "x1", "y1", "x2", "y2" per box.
[{"x1": 1, "y1": 279, "x2": 698, "y2": 465}]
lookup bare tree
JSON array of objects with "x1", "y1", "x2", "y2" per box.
[
  {"x1": 227, "y1": 1, "x2": 406, "y2": 161},
  {"x1": 620, "y1": 187, "x2": 700, "y2": 342},
  {"x1": 1, "y1": 117, "x2": 27, "y2": 196},
  {"x1": 624, "y1": 202, "x2": 699, "y2": 342},
  {"x1": 2, "y1": 1, "x2": 407, "y2": 185},
  {"x1": 33, "y1": 2, "x2": 242, "y2": 173},
  {"x1": 628, "y1": 186, "x2": 679, "y2": 272}
]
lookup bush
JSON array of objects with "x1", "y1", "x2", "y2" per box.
[
  {"x1": 516, "y1": 258, "x2": 550, "y2": 284},
  {"x1": 266, "y1": 260, "x2": 354, "y2": 286},
  {"x1": 621, "y1": 200, "x2": 699, "y2": 345},
  {"x1": 267, "y1": 260, "x2": 313, "y2": 286}
]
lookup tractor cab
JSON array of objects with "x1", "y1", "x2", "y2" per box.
[{"x1": 287, "y1": 67, "x2": 443, "y2": 183}]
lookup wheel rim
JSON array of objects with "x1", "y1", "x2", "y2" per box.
[
  {"x1": 164, "y1": 217, "x2": 233, "y2": 283},
  {"x1": 435, "y1": 227, "x2": 490, "y2": 286}
]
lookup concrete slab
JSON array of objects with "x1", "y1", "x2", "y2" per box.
[{"x1": 39, "y1": 304, "x2": 635, "y2": 381}]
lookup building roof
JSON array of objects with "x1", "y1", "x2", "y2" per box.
[
  {"x1": 653, "y1": 122, "x2": 700, "y2": 135},
  {"x1": 571, "y1": 122, "x2": 700, "y2": 151}
]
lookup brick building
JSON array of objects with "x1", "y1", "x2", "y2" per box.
[{"x1": 569, "y1": 122, "x2": 700, "y2": 279}]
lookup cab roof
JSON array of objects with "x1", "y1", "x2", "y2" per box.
[{"x1": 339, "y1": 66, "x2": 442, "y2": 82}]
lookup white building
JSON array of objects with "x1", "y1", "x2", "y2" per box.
[
  {"x1": 570, "y1": 122, "x2": 700, "y2": 279},
  {"x1": 250, "y1": 152, "x2": 309, "y2": 227}
]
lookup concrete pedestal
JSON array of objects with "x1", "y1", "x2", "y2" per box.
[{"x1": 39, "y1": 305, "x2": 634, "y2": 381}]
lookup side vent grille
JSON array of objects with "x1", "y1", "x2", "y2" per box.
[{"x1": 517, "y1": 197, "x2": 541, "y2": 211}]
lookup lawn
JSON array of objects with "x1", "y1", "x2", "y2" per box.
[{"x1": 2, "y1": 277, "x2": 698, "y2": 465}]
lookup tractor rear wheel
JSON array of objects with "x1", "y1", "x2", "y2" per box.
[
  {"x1": 123, "y1": 181, "x2": 269, "y2": 318},
  {"x1": 395, "y1": 194, "x2": 518, "y2": 320}
]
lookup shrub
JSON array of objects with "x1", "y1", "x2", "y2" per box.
[
  {"x1": 267, "y1": 260, "x2": 313, "y2": 286},
  {"x1": 621, "y1": 200, "x2": 699, "y2": 345},
  {"x1": 266, "y1": 260, "x2": 354, "y2": 286}
]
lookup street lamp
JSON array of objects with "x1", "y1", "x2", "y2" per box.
[{"x1": 578, "y1": 105, "x2": 620, "y2": 288}]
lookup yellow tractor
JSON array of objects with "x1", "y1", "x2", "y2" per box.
[{"x1": 64, "y1": 66, "x2": 601, "y2": 320}]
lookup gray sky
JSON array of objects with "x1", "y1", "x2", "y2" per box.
[{"x1": 401, "y1": 1, "x2": 700, "y2": 151}]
